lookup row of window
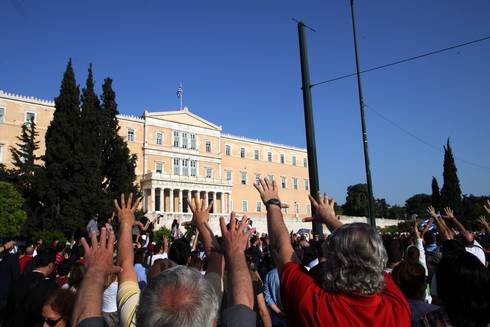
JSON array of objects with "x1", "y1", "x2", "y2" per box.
[
  {"x1": 225, "y1": 144, "x2": 306, "y2": 166},
  {"x1": 225, "y1": 170, "x2": 309, "y2": 190},
  {"x1": 0, "y1": 108, "x2": 37, "y2": 124},
  {"x1": 240, "y1": 200, "x2": 311, "y2": 215},
  {"x1": 124, "y1": 127, "x2": 306, "y2": 166}
]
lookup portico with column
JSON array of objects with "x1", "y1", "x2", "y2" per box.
[{"x1": 141, "y1": 173, "x2": 232, "y2": 216}]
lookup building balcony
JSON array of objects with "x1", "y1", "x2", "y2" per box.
[{"x1": 142, "y1": 172, "x2": 232, "y2": 187}]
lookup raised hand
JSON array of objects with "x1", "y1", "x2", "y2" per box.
[
  {"x1": 184, "y1": 193, "x2": 213, "y2": 228},
  {"x1": 443, "y1": 207, "x2": 455, "y2": 220},
  {"x1": 80, "y1": 224, "x2": 121, "y2": 276},
  {"x1": 478, "y1": 216, "x2": 490, "y2": 229},
  {"x1": 484, "y1": 200, "x2": 490, "y2": 215},
  {"x1": 303, "y1": 191, "x2": 337, "y2": 225},
  {"x1": 254, "y1": 177, "x2": 280, "y2": 205},
  {"x1": 114, "y1": 193, "x2": 141, "y2": 226},
  {"x1": 426, "y1": 206, "x2": 438, "y2": 218},
  {"x1": 414, "y1": 219, "x2": 421, "y2": 239},
  {"x1": 220, "y1": 213, "x2": 255, "y2": 258}
]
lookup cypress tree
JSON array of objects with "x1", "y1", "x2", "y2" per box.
[
  {"x1": 42, "y1": 59, "x2": 84, "y2": 235},
  {"x1": 100, "y1": 77, "x2": 137, "y2": 211},
  {"x1": 10, "y1": 119, "x2": 41, "y2": 234},
  {"x1": 78, "y1": 65, "x2": 104, "y2": 219},
  {"x1": 431, "y1": 176, "x2": 441, "y2": 212},
  {"x1": 440, "y1": 139, "x2": 462, "y2": 212},
  {"x1": 10, "y1": 118, "x2": 40, "y2": 192}
]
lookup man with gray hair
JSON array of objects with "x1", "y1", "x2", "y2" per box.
[
  {"x1": 136, "y1": 265, "x2": 219, "y2": 327},
  {"x1": 254, "y1": 178, "x2": 410, "y2": 327}
]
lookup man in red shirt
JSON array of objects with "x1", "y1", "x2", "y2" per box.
[
  {"x1": 254, "y1": 179, "x2": 410, "y2": 327},
  {"x1": 19, "y1": 245, "x2": 34, "y2": 274}
]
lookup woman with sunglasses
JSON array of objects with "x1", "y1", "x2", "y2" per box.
[{"x1": 42, "y1": 289, "x2": 75, "y2": 327}]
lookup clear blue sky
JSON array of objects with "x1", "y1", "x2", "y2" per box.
[{"x1": 1, "y1": 0, "x2": 489, "y2": 205}]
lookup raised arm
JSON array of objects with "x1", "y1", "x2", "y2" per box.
[
  {"x1": 443, "y1": 207, "x2": 474, "y2": 243},
  {"x1": 254, "y1": 178, "x2": 299, "y2": 273},
  {"x1": 220, "y1": 214, "x2": 255, "y2": 309},
  {"x1": 114, "y1": 193, "x2": 141, "y2": 283},
  {"x1": 185, "y1": 195, "x2": 223, "y2": 275},
  {"x1": 303, "y1": 191, "x2": 343, "y2": 233},
  {"x1": 72, "y1": 226, "x2": 121, "y2": 326},
  {"x1": 427, "y1": 206, "x2": 453, "y2": 241},
  {"x1": 479, "y1": 216, "x2": 490, "y2": 234}
]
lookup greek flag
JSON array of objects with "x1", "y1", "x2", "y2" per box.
[{"x1": 177, "y1": 84, "x2": 183, "y2": 98}]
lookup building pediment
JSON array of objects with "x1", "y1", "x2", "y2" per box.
[{"x1": 146, "y1": 108, "x2": 221, "y2": 131}]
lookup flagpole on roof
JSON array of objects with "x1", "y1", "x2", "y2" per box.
[{"x1": 177, "y1": 82, "x2": 183, "y2": 109}]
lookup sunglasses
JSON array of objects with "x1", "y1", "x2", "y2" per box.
[{"x1": 44, "y1": 316, "x2": 63, "y2": 326}]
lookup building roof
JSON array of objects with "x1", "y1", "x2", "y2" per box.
[{"x1": 1, "y1": 89, "x2": 306, "y2": 151}]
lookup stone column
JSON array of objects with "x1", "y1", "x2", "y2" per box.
[
  {"x1": 179, "y1": 189, "x2": 183, "y2": 212},
  {"x1": 143, "y1": 189, "x2": 147, "y2": 211},
  {"x1": 160, "y1": 188, "x2": 164, "y2": 212},
  {"x1": 150, "y1": 187, "x2": 155, "y2": 212},
  {"x1": 220, "y1": 192, "x2": 225, "y2": 214},
  {"x1": 228, "y1": 194, "x2": 232, "y2": 213},
  {"x1": 211, "y1": 192, "x2": 216, "y2": 213},
  {"x1": 204, "y1": 192, "x2": 209, "y2": 207},
  {"x1": 169, "y1": 189, "x2": 174, "y2": 213}
]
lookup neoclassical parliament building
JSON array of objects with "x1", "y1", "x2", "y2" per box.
[{"x1": 0, "y1": 90, "x2": 311, "y2": 223}]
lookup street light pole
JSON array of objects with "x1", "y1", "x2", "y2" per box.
[
  {"x1": 349, "y1": 0, "x2": 376, "y2": 227},
  {"x1": 297, "y1": 21, "x2": 322, "y2": 236}
]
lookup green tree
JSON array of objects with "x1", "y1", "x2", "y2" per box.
[
  {"x1": 431, "y1": 177, "x2": 441, "y2": 212},
  {"x1": 343, "y1": 183, "x2": 369, "y2": 217},
  {"x1": 10, "y1": 119, "x2": 40, "y2": 191},
  {"x1": 9, "y1": 118, "x2": 42, "y2": 235},
  {"x1": 405, "y1": 193, "x2": 432, "y2": 218},
  {"x1": 41, "y1": 59, "x2": 85, "y2": 235},
  {"x1": 387, "y1": 205, "x2": 406, "y2": 220},
  {"x1": 0, "y1": 182, "x2": 27, "y2": 239},
  {"x1": 100, "y1": 77, "x2": 137, "y2": 211},
  {"x1": 440, "y1": 139, "x2": 462, "y2": 212},
  {"x1": 78, "y1": 65, "x2": 104, "y2": 218},
  {"x1": 375, "y1": 198, "x2": 390, "y2": 218},
  {"x1": 460, "y1": 194, "x2": 489, "y2": 230}
]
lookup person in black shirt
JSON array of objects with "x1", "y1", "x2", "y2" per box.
[{"x1": 3, "y1": 248, "x2": 57, "y2": 327}]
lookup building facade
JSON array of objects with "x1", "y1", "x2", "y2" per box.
[{"x1": 0, "y1": 90, "x2": 311, "y2": 224}]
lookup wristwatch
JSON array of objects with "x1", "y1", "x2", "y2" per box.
[{"x1": 265, "y1": 198, "x2": 281, "y2": 208}]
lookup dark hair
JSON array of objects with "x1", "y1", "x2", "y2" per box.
[
  {"x1": 55, "y1": 242, "x2": 65, "y2": 253},
  {"x1": 385, "y1": 239, "x2": 403, "y2": 264},
  {"x1": 57, "y1": 260, "x2": 71, "y2": 277},
  {"x1": 392, "y1": 261, "x2": 426, "y2": 300},
  {"x1": 44, "y1": 289, "x2": 75, "y2": 327},
  {"x1": 33, "y1": 248, "x2": 56, "y2": 268},
  {"x1": 69, "y1": 262, "x2": 86, "y2": 290},
  {"x1": 169, "y1": 238, "x2": 191, "y2": 265},
  {"x1": 134, "y1": 248, "x2": 146, "y2": 265},
  {"x1": 405, "y1": 246, "x2": 420, "y2": 263},
  {"x1": 437, "y1": 251, "x2": 490, "y2": 327},
  {"x1": 154, "y1": 242, "x2": 163, "y2": 254},
  {"x1": 423, "y1": 231, "x2": 436, "y2": 245}
]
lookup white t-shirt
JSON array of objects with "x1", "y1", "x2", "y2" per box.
[
  {"x1": 150, "y1": 253, "x2": 168, "y2": 266},
  {"x1": 102, "y1": 281, "x2": 118, "y2": 313},
  {"x1": 466, "y1": 240, "x2": 486, "y2": 266}
]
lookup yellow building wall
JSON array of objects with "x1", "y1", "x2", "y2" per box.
[
  {"x1": 0, "y1": 94, "x2": 54, "y2": 167},
  {"x1": 221, "y1": 136, "x2": 310, "y2": 218}
]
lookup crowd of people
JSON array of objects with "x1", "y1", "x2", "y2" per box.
[{"x1": 0, "y1": 178, "x2": 489, "y2": 327}]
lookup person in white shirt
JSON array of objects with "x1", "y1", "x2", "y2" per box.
[{"x1": 149, "y1": 237, "x2": 169, "y2": 266}]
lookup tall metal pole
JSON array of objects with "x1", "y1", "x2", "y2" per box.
[
  {"x1": 349, "y1": 0, "x2": 376, "y2": 227},
  {"x1": 297, "y1": 22, "x2": 322, "y2": 236}
]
